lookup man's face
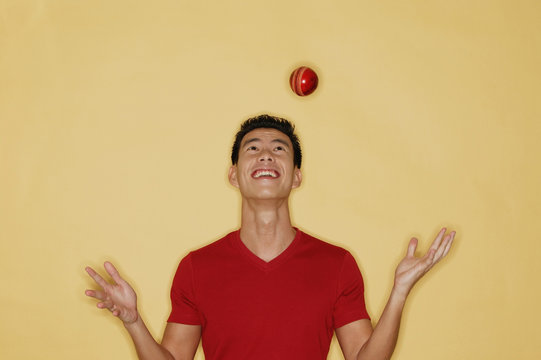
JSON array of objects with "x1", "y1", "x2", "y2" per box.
[{"x1": 228, "y1": 128, "x2": 302, "y2": 201}]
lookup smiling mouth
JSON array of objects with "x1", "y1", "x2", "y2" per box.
[{"x1": 251, "y1": 169, "x2": 280, "y2": 179}]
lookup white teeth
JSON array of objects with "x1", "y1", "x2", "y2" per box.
[{"x1": 254, "y1": 170, "x2": 277, "y2": 178}]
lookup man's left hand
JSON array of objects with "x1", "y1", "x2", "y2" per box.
[{"x1": 393, "y1": 228, "x2": 455, "y2": 298}]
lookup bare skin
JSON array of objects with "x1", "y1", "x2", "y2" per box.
[
  {"x1": 85, "y1": 263, "x2": 200, "y2": 360},
  {"x1": 85, "y1": 127, "x2": 455, "y2": 359},
  {"x1": 336, "y1": 228, "x2": 455, "y2": 360},
  {"x1": 227, "y1": 128, "x2": 302, "y2": 261}
]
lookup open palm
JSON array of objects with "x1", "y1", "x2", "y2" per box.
[
  {"x1": 394, "y1": 228, "x2": 455, "y2": 296},
  {"x1": 85, "y1": 261, "x2": 138, "y2": 324}
]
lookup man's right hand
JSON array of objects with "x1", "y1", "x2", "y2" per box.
[{"x1": 85, "y1": 261, "x2": 139, "y2": 324}]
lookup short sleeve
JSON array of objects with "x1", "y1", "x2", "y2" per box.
[
  {"x1": 332, "y1": 251, "x2": 370, "y2": 329},
  {"x1": 167, "y1": 253, "x2": 202, "y2": 325}
]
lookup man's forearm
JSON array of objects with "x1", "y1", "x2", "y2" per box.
[
  {"x1": 357, "y1": 288, "x2": 407, "y2": 360},
  {"x1": 124, "y1": 316, "x2": 175, "y2": 360}
]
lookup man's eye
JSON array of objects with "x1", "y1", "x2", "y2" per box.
[
  {"x1": 275, "y1": 146, "x2": 284, "y2": 151},
  {"x1": 247, "y1": 146, "x2": 257, "y2": 151}
]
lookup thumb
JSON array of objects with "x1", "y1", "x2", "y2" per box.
[{"x1": 407, "y1": 238, "x2": 418, "y2": 257}]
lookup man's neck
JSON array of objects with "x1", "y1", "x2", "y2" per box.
[{"x1": 239, "y1": 198, "x2": 296, "y2": 263}]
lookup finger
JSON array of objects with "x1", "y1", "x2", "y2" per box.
[
  {"x1": 85, "y1": 266, "x2": 109, "y2": 289},
  {"x1": 429, "y1": 228, "x2": 447, "y2": 251},
  {"x1": 96, "y1": 301, "x2": 107, "y2": 309},
  {"x1": 108, "y1": 304, "x2": 121, "y2": 317},
  {"x1": 97, "y1": 300, "x2": 114, "y2": 310},
  {"x1": 104, "y1": 261, "x2": 124, "y2": 285},
  {"x1": 421, "y1": 248, "x2": 437, "y2": 271},
  {"x1": 85, "y1": 289, "x2": 107, "y2": 300},
  {"x1": 442, "y1": 231, "x2": 455, "y2": 257},
  {"x1": 407, "y1": 238, "x2": 418, "y2": 257},
  {"x1": 433, "y1": 234, "x2": 452, "y2": 263}
]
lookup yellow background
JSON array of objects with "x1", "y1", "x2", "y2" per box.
[{"x1": 1, "y1": 0, "x2": 540, "y2": 359}]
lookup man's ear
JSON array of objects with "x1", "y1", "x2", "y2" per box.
[
  {"x1": 228, "y1": 165, "x2": 239, "y2": 188},
  {"x1": 292, "y1": 167, "x2": 302, "y2": 189}
]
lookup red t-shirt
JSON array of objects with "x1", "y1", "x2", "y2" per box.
[{"x1": 168, "y1": 229, "x2": 370, "y2": 359}]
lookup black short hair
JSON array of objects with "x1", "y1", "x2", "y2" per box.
[{"x1": 231, "y1": 114, "x2": 302, "y2": 168}]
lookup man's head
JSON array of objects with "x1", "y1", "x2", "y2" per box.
[
  {"x1": 228, "y1": 114, "x2": 303, "y2": 201},
  {"x1": 231, "y1": 114, "x2": 302, "y2": 169}
]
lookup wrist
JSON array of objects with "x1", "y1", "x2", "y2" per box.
[
  {"x1": 390, "y1": 285, "x2": 409, "y2": 304},
  {"x1": 123, "y1": 311, "x2": 141, "y2": 330}
]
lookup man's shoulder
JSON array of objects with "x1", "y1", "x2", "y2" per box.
[
  {"x1": 185, "y1": 230, "x2": 239, "y2": 261},
  {"x1": 297, "y1": 229, "x2": 351, "y2": 259}
]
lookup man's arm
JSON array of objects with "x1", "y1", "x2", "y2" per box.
[
  {"x1": 336, "y1": 228, "x2": 455, "y2": 360},
  {"x1": 85, "y1": 262, "x2": 201, "y2": 360},
  {"x1": 125, "y1": 319, "x2": 200, "y2": 360}
]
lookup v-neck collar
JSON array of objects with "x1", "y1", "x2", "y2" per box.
[{"x1": 232, "y1": 228, "x2": 302, "y2": 272}]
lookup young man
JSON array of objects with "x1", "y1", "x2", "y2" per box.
[{"x1": 85, "y1": 114, "x2": 455, "y2": 360}]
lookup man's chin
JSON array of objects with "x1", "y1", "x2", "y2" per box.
[{"x1": 243, "y1": 191, "x2": 291, "y2": 202}]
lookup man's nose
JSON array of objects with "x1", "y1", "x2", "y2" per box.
[{"x1": 259, "y1": 150, "x2": 274, "y2": 162}]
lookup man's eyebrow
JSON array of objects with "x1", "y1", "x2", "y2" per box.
[
  {"x1": 242, "y1": 137, "x2": 261, "y2": 146},
  {"x1": 272, "y1": 139, "x2": 290, "y2": 147},
  {"x1": 242, "y1": 137, "x2": 290, "y2": 148}
]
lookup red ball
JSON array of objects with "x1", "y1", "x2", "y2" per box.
[{"x1": 289, "y1": 66, "x2": 318, "y2": 96}]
